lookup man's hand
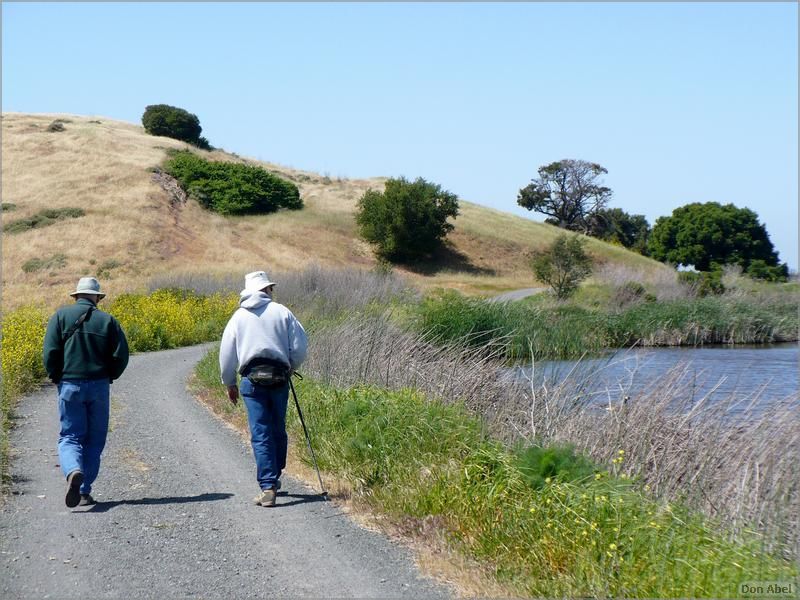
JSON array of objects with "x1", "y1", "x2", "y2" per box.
[{"x1": 227, "y1": 385, "x2": 239, "y2": 405}]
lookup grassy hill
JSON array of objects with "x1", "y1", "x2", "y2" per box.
[{"x1": 1, "y1": 113, "x2": 666, "y2": 310}]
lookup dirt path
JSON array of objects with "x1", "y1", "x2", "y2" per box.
[
  {"x1": 488, "y1": 287, "x2": 547, "y2": 303},
  {"x1": 0, "y1": 345, "x2": 451, "y2": 599}
]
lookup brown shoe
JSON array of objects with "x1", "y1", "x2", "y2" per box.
[
  {"x1": 78, "y1": 494, "x2": 96, "y2": 506},
  {"x1": 253, "y1": 488, "x2": 276, "y2": 507},
  {"x1": 65, "y1": 470, "x2": 83, "y2": 508}
]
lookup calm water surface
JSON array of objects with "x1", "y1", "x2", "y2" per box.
[{"x1": 515, "y1": 344, "x2": 799, "y2": 415}]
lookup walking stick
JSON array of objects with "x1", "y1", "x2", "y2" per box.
[{"x1": 289, "y1": 374, "x2": 327, "y2": 497}]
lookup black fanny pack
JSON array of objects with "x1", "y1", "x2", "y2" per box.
[{"x1": 243, "y1": 357, "x2": 290, "y2": 388}]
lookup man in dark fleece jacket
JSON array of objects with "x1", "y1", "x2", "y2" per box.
[{"x1": 43, "y1": 277, "x2": 129, "y2": 508}]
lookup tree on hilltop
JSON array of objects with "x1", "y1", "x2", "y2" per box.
[
  {"x1": 518, "y1": 159, "x2": 612, "y2": 231},
  {"x1": 142, "y1": 104, "x2": 211, "y2": 149}
]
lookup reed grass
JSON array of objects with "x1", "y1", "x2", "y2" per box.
[
  {"x1": 300, "y1": 313, "x2": 799, "y2": 561},
  {"x1": 147, "y1": 264, "x2": 417, "y2": 325},
  {"x1": 416, "y1": 289, "x2": 798, "y2": 361}
]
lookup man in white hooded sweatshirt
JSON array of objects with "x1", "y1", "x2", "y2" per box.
[{"x1": 219, "y1": 271, "x2": 308, "y2": 507}]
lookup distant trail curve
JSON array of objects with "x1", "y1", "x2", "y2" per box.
[{"x1": 488, "y1": 287, "x2": 548, "y2": 303}]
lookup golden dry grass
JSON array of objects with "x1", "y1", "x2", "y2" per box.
[{"x1": 2, "y1": 112, "x2": 666, "y2": 310}]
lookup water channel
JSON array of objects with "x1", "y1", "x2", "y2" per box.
[{"x1": 512, "y1": 343, "x2": 799, "y2": 417}]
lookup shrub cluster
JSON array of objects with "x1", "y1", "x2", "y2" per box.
[
  {"x1": 745, "y1": 259, "x2": 789, "y2": 282},
  {"x1": 163, "y1": 151, "x2": 302, "y2": 215},
  {"x1": 46, "y1": 119, "x2": 70, "y2": 132},
  {"x1": 514, "y1": 443, "x2": 598, "y2": 489},
  {"x1": 531, "y1": 234, "x2": 593, "y2": 299},
  {"x1": 142, "y1": 104, "x2": 211, "y2": 149},
  {"x1": 677, "y1": 270, "x2": 725, "y2": 297},
  {"x1": 3, "y1": 208, "x2": 85, "y2": 234},
  {"x1": 22, "y1": 253, "x2": 67, "y2": 273}
]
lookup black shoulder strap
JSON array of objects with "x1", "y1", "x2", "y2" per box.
[{"x1": 64, "y1": 306, "x2": 94, "y2": 341}]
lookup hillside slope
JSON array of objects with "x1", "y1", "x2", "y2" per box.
[{"x1": 1, "y1": 113, "x2": 665, "y2": 310}]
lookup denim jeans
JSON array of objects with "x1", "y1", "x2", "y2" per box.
[
  {"x1": 57, "y1": 378, "x2": 110, "y2": 495},
  {"x1": 240, "y1": 378, "x2": 289, "y2": 491}
]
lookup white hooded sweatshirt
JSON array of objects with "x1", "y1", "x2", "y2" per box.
[{"x1": 219, "y1": 290, "x2": 308, "y2": 387}]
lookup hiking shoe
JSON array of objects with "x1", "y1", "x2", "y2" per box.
[
  {"x1": 253, "y1": 488, "x2": 276, "y2": 507},
  {"x1": 65, "y1": 470, "x2": 84, "y2": 508},
  {"x1": 78, "y1": 494, "x2": 96, "y2": 506}
]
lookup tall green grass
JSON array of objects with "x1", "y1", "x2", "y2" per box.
[
  {"x1": 417, "y1": 290, "x2": 798, "y2": 361},
  {"x1": 192, "y1": 353, "x2": 796, "y2": 597}
]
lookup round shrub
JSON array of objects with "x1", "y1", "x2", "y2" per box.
[
  {"x1": 356, "y1": 177, "x2": 459, "y2": 262},
  {"x1": 163, "y1": 151, "x2": 301, "y2": 215},
  {"x1": 514, "y1": 443, "x2": 597, "y2": 489},
  {"x1": 142, "y1": 104, "x2": 210, "y2": 148}
]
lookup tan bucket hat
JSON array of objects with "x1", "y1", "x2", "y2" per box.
[{"x1": 69, "y1": 276, "x2": 106, "y2": 298}]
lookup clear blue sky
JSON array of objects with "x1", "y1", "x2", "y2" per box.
[{"x1": 3, "y1": 2, "x2": 797, "y2": 270}]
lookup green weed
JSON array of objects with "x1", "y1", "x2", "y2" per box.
[
  {"x1": 21, "y1": 253, "x2": 67, "y2": 273},
  {"x1": 3, "y1": 207, "x2": 85, "y2": 234},
  {"x1": 278, "y1": 377, "x2": 796, "y2": 597}
]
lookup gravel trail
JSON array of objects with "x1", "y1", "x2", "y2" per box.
[
  {"x1": 0, "y1": 345, "x2": 451, "y2": 599},
  {"x1": 488, "y1": 287, "x2": 547, "y2": 303}
]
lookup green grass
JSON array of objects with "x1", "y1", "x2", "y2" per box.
[
  {"x1": 416, "y1": 289, "x2": 799, "y2": 361},
  {"x1": 193, "y1": 351, "x2": 796, "y2": 597},
  {"x1": 288, "y1": 382, "x2": 797, "y2": 597}
]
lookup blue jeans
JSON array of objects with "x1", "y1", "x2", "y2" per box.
[
  {"x1": 57, "y1": 378, "x2": 110, "y2": 495},
  {"x1": 240, "y1": 378, "x2": 289, "y2": 491}
]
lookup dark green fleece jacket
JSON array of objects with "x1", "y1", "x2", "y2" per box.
[{"x1": 43, "y1": 298, "x2": 129, "y2": 383}]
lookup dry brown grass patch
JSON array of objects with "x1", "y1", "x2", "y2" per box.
[{"x1": 3, "y1": 112, "x2": 668, "y2": 309}]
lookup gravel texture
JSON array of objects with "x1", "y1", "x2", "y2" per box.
[
  {"x1": 487, "y1": 288, "x2": 547, "y2": 303},
  {"x1": 0, "y1": 345, "x2": 451, "y2": 599}
]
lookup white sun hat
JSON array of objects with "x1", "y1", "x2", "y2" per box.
[
  {"x1": 69, "y1": 276, "x2": 106, "y2": 298},
  {"x1": 243, "y1": 271, "x2": 277, "y2": 293}
]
